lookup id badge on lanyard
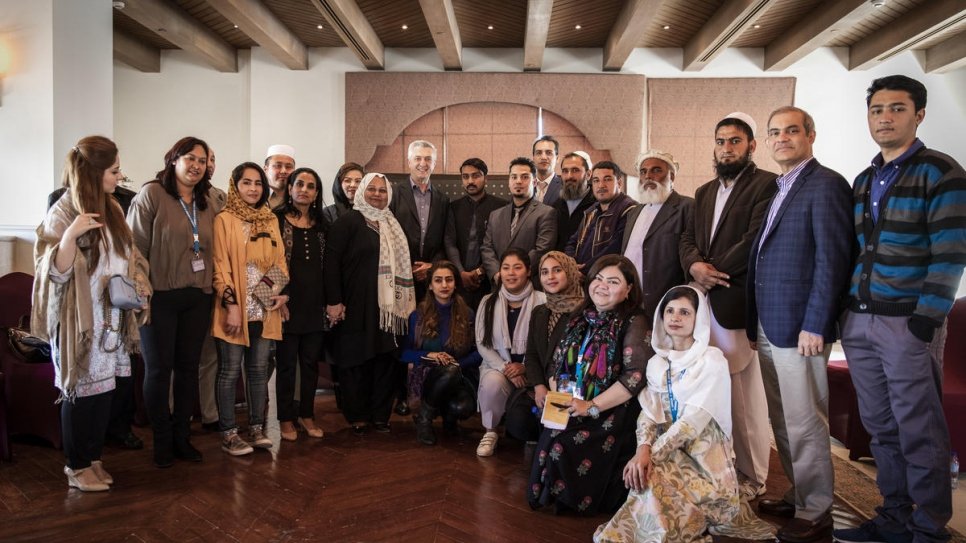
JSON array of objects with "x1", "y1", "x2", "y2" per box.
[{"x1": 180, "y1": 199, "x2": 205, "y2": 273}]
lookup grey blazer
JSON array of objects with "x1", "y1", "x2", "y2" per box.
[{"x1": 480, "y1": 198, "x2": 557, "y2": 280}]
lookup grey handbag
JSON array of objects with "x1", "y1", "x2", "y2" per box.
[{"x1": 108, "y1": 274, "x2": 144, "y2": 310}]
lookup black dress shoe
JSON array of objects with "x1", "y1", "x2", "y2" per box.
[
  {"x1": 413, "y1": 413, "x2": 437, "y2": 445},
  {"x1": 778, "y1": 511, "x2": 833, "y2": 543},
  {"x1": 153, "y1": 448, "x2": 174, "y2": 469},
  {"x1": 351, "y1": 424, "x2": 367, "y2": 436},
  {"x1": 108, "y1": 431, "x2": 144, "y2": 450},
  {"x1": 201, "y1": 421, "x2": 221, "y2": 433},
  {"x1": 759, "y1": 498, "x2": 796, "y2": 518},
  {"x1": 173, "y1": 441, "x2": 203, "y2": 462},
  {"x1": 393, "y1": 400, "x2": 411, "y2": 416},
  {"x1": 373, "y1": 422, "x2": 391, "y2": 433}
]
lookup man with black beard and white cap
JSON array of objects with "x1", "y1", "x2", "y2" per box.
[
  {"x1": 620, "y1": 149, "x2": 694, "y2": 323},
  {"x1": 679, "y1": 112, "x2": 778, "y2": 504}
]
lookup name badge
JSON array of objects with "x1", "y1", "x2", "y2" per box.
[{"x1": 191, "y1": 256, "x2": 205, "y2": 272}]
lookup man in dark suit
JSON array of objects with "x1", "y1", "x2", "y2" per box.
[
  {"x1": 444, "y1": 158, "x2": 508, "y2": 310},
  {"x1": 389, "y1": 139, "x2": 450, "y2": 416},
  {"x1": 680, "y1": 112, "x2": 777, "y2": 500},
  {"x1": 747, "y1": 107, "x2": 852, "y2": 542},
  {"x1": 532, "y1": 136, "x2": 562, "y2": 206},
  {"x1": 390, "y1": 140, "x2": 450, "y2": 301},
  {"x1": 553, "y1": 151, "x2": 596, "y2": 252},
  {"x1": 620, "y1": 150, "x2": 694, "y2": 323},
  {"x1": 481, "y1": 157, "x2": 557, "y2": 282}
]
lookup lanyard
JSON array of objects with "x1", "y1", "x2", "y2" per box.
[
  {"x1": 179, "y1": 199, "x2": 200, "y2": 255},
  {"x1": 666, "y1": 365, "x2": 679, "y2": 423},
  {"x1": 572, "y1": 329, "x2": 594, "y2": 400}
]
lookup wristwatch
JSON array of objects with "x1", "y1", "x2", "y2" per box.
[{"x1": 587, "y1": 401, "x2": 600, "y2": 419}]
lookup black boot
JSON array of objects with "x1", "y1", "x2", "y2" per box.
[
  {"x1": 413, "y1": 403, "x2": 437, "y2": 445},
  {"x1": 152, "y1": 429, "x2": 174, "y2": 468}
]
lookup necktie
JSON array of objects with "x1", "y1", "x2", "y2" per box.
[{"x1": 510, "y1": 207, "x2": 520, "y2": 239}]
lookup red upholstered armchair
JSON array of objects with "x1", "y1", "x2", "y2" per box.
[
  {"x1": 943, "y1": 297, "x2": 966, "y2": 457},
  {"x1": 0, "y1": 272, "x2": 62, "y2": 452}
]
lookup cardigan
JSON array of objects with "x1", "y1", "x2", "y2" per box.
[
  {"x1": 211, "y1": 212, "x2": 287, "y2": 345},
  {"x1": 849, "y1": 145, "x2": 966, "y2": 338}
]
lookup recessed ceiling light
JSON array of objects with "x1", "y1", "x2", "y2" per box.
[
  {"x1": 233, "y1": 24, "x2": 238, "y2": 29},
  {"x1": 870, "y1": 0, "x2": 886, "y2": 7},
  {"x1": 317, "y1": 24, "x2": 324, "y2": 29},
  {"x1": 112, "y1": 1, "x2": 125, "y2": 9},
  {"x1": 662, "y1": 25, "x2": 670, "y2": 30},
  {"x1": 753, "y1": 24, "x2": 761, "y2": 29},
  {"x1": 401, "y1": 24, "x2": 409, "y2": 30},
  {"x1": 487, "y1": 25, "x2": 494, "y2": 30},
  {"x1": 574, "y1": 24, "x2": 582, "y2": 30}
]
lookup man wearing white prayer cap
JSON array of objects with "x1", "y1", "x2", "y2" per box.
[
  {"x1": 679, "y1": 112, "x2": 778, "y2": 502},
  {"x1": 620, "y1": 149, "x2": 694, "y2": 323},
  {"x1": 265, "y1": 144, "x2": 296, "y2": 210}
]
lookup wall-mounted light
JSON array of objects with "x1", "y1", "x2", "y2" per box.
[{"x1": 0, "y1": 38, "x2": 11, "y2": 107}]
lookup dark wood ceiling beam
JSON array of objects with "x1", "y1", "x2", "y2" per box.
[
  {"x1": 849, "y1": 0, "x2": 966, "y2": 70},
  {"x1": 683, "y1": 0, "x2": 775, "y2": 71},
  {"x1": 764, "y1": 0, "x2": 873, "y2": 72},
  {"x1": 603, "y1": 0, "x2": 665, "y2": 71},
  {"x1": 114, "y1": 29, "x2": 161, "y2": 72},
  {"x1": 208, "y1": 0, "x2": 307, "y2": 70},
  {"x1": 924, "y1": 32, "x2": 966, "y2": 73},
  {"x1": 418, "y1": 0, "x2": 462, "y2": 70},
  {"x1": 523, "y1": 0, "x2": 553, "y2": 72},
  {"x1": 116, "y1": 0, "x2": 237, "y2": 72},
  {"x1": 308, "y1": 0, "x2": 384, "y2": 69}
]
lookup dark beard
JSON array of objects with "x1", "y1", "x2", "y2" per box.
[
  {"x1": 713, "y1": 151, "x2": 752, "y2": 180},
  {"x1": 561, "y1": 181, "x2": 588, "y2": 201}
]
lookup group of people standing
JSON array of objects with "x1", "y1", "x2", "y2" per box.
[{"x1": 31, "y1": 74, "x2": 964, "y2": 543}]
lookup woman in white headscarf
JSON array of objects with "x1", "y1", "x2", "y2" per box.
[
  {"x1": 595, "y1": 285, "x2": 775, "y2": 542},
  {"x1": 323, "y1": 173, "x2": 415, "y2": 435}
]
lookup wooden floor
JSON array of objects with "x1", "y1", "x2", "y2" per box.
[{"x1": 0, "y1": 393, "x2": 863, "y2": 542}]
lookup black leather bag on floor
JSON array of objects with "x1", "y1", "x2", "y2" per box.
[{"x1": 4, "y1": 316, "x2": 52, "y2": 363}]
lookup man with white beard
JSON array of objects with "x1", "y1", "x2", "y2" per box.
[{"x1": 620, "y1": 150, "x2": 694, "y2": 322}]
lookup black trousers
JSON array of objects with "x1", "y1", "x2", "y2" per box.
[
  {"x1": 105, "y1": 372, "x2": 135, "y2": 440},
  {"x1": 275, "y1": 330, "x2": 323, "y2": 422},
  {"x1": 339, "y1": 353, "x2": 396, "y2": 425},
  {"x1": 62, "y1": 390, "x2": 113, "y2": 469},
  {"x1": 139, "y1": 288, "x2": 212, "y2": 448},
  {"x1": 504, "y1": 387, "x2": 540, "y2": 442}
]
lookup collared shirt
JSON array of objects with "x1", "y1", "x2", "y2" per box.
[
  {"x1": 869, "y1": 138, "x2": 924, "y2": 223},
  {"x1": 758, "y1": 157, "x2": 813, "y2": 249},
  {"x1": 411, "y1": 179, "x2": 433, "y2": 254},
  {"x1": 565, "y1": 197, "x2": 584, "y2": 216},
  {"x1": 535, "y1": 173, "x2": 554, "y2": 202},
  {"x1": 710, "y1": 164, "x2": 751, "y2": 242},
  {"x1": 624, "y1": 202, "x2": 664, "y2": 281}
]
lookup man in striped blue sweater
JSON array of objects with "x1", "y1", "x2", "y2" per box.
[{"x1": 835, "y1": 75, "x2": 966, "y2": 543}]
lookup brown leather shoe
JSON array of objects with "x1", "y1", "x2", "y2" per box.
[
  {"x1": 759, "y1": 498, "x2": 796, "y2": 518},
  {"x1": 777, "y1": 511, "x2": 833, "y2": 543}
]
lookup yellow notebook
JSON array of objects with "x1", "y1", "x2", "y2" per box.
[{"x1": 541, "y1": 391, "x2": 573, "y2": 430}]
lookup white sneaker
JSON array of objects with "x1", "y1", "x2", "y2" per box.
[
  {"x1": 476, "y1": 431, "x2": 498, "y2": 457},
  {"x1": 248, "y1": 424, "x2": 273, "y2": 449},
  {"x1": 222, "y1": 428, "x2": 254, "y2": 456}
]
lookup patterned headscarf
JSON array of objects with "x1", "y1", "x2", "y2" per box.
[
  {"x1": 353, "y1": 173, "x2": 416, "y2": 334},
  {"x1": 223, "y1": 178, "x2": 279, "y2": 270},
  {"x1": 539, "y1": 251, "x2": 584, "y2": 332},
  {"x1": 552, "y1": 308, "x2": 626, "y2": 402}
]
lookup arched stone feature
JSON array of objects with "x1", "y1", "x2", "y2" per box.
[
  {"x1": 345, "y1": 72, "x2": 644, "y2": 170},
  {"x1": 365, "y1": 102, "x2": 614, "y2": 175}
]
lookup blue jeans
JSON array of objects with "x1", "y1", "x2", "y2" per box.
[{"x1": 216, "y1": 321, "x2": 272, "y2": 431}]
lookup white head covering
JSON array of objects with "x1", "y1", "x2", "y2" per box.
[
  {"x1": 265, "y1": 144, "x2": 296, "y2": 162},
  {"x1": 722, "y1": 112, "x2": 757, "y2": 140},
  {"x1": 638, "y1": 285, "x2": 732, "y2": 435},
  {"x1": 566, "y1": 150, "x2": 594, "y2": 172},
  {"x1": 353, "y1": 173, "x2": 415, "y2": 334},
  {"x1": 637, "y1": 149, "x2": 679, "y2": 175}
]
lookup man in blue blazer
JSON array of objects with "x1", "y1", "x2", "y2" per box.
[{"x1": 747, "y1": 106, "x2": 853, "y2": 543}]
